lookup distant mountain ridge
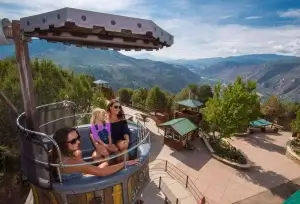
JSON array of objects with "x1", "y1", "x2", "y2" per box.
[
  {"x1": 1, "y1": 40, "x2": 300, "y2": 100},
  {"x1": 167, "y1": 54, "x2": 300, "y2": 101},
  {"x1": 0, "y1": 40, "x2": 200, "y2": 93}
]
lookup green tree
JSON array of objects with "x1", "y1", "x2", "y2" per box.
[
  {"x1": 91, "y1": 90, "x2": 107, "y2": 109},
  {"x1": 175, "y1": 86, "x2": 190, "y2": 101},
  {"x1": 131, "y1": 88, "x2": 148, "y2": 109},
  {"x1": 117, "y1": 88, "x2": 134, "y2": 105},
  {"x1": 175, "y1": 84, "x2": 213, "y2": 104},
  {"x1": 261, "y1": 95, "x2": 284, "y2": 121},
  {"x1": 166, "y1": 93, "x2": 175, "y2": 113},
  {"x1": 203, "y1": 77, "x2": 261, "y2": 137},
  {"x1": 281, "y1": 100, "x2": 299, "y2": 119},
  {"x1": 145, "y1": 86, "x2": 168, "y2": 113},
  {"x1": 291, "y1": 110, "x2": 300, "y2": 134},
  {"x1": 198, "y1": 84, "x2": 213, "y2": 104}
]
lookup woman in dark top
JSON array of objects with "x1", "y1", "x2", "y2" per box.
[{"x1": 107, "y1": 99, "x2": 130, "y2": 159}]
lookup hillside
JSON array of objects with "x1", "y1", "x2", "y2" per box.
[
  {"x1": 172, "y1": 55, "x2": 300, "y2": 101},
  {"x1": 0, "y1": 40, "x2": 200, "y2": 93}
]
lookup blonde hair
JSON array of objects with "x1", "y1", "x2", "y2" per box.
[{"x1": 90, "y1": 108, "x2": 107, "y2": 124}]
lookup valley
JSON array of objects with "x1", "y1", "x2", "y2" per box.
[{"x1": 1, "y1": 40, "x2": 300, "y2": 100}]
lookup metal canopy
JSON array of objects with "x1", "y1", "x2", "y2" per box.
[{"x1": 19, "y1": 7, "x2": 174, "y2": 50}]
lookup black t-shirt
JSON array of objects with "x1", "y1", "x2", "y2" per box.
[{"x1": 110, "y1": 120, "x2": 130, "y2": 144}]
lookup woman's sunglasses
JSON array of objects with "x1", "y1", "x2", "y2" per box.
[
  {"x1": 67, "y1": 136, "x2": 81, "y2": 145},
  {"x1": 113, "y1": 105, "x2": 121, "y2": 109}
]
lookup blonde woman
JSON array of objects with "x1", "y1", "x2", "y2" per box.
[{"x1": 90, "y1": 108, "x2": 119, "y2": 160}]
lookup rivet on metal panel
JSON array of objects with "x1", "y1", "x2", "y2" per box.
[
  {"x1": 145, "y1": 31, "x2": 152, "y2": 36},
  {"x1": 81, "y1": 15, "x2": 87, "y2": 21}
]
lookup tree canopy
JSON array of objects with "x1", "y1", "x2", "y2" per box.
[
  {"x1": 175, "y1": 83, "x2": 213, "y2": 104},
  {"x1": 291, "y1": 110, "x2": 300, "y2": 134},
  {"x1": 261, "y1": 95, "x2": 284, "y2": 121},
  {"x1": 203, "y1": 77, "x2": 261, "y2": 137},
  {"x1": 131, "y1": 88, "x2": 149, "y2": 109},
  {"x1": 145, "y1": 86, "x2": 169, "y2": 113},
  {"x1": 117, "y1": 88, "x2": 134, "y2": 105}
]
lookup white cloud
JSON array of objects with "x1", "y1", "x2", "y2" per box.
[
  {"x1": 272, "y1": 39, "x2": 300, "y2": 54},
  {"x1": 0, "y1": 0, "x2": 148, "y2": 19},
  {"x1": 2, "y1": 1, "x2": 300, "y2": 59},
  {"x1": 123, "y1": 18, "x2": 300, "y2": 59},
  {"x1": 245, "y1": 16, "x2": 262, "y2": 20},
  {"x1": 279, "y1": 9, "x2": 300, "y2": 18}
]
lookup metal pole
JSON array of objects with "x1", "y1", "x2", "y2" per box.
[
  {"x1": 186, "y1": 175, "x2": 189, "y2": 188},
  {"x1": 12, "y1": 20, "x2": 40, "y2": 186},
  {"x1": 176, "y1": 198, "x2": 179, "y2": 204},
  {"x1": 12, "y1": 20, "x2": 38, "y2": 130},
  {"x1": 159, "y1": 176, "x2": 161, "y2": 189},
  {"x1": 165, "y1": 160, "x2": 168, "y2": 172}
]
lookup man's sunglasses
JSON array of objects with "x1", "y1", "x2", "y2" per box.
[
  {"x1": 113, "y1": 105, "x2": 121, "y2": 109},
  {"x1": 67, "y1": 136, "x2": 81, "y2": 145}
]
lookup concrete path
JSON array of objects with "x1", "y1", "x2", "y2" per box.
[
  {"x1": 123, "y1": 106, "x2": 300, "y2": 204},
  {"x1": 140, "y1": 161, "x2": 198, "y2": 204}
]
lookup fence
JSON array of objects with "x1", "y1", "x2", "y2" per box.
[
  {"x1": 158, "y1": 176, "x2": 181, "y2": 204},
  {"x1": 151, "y1": 160, "x2": 207, "y2": 204}
]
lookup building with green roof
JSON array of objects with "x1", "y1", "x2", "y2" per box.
[
  {"x1": 174, "y1": 98, "x2": 203, "y2": 134},
  {"x1": 159, "y1": 118, "x2": 198, "y2": 150}
]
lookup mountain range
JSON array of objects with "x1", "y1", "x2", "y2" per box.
[
  {"x1": 0, "y1": 40, "x2": 200, "y2": 93},
  {"x1": 1, "y1": 40, "x2": 300, "y2": 100}
]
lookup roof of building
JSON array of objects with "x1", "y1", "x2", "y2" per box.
[
  {"x1": 176, "y1": 99, "x2": 203, "y2": 108},
  {"x1": 159, "y1": 118, "x2": 197, "y2": 136},
  {"x1": 93, "y1": 79, "x2": 109, "y2": 85},
  {"x1": 249, "y1": 119, "x2": 272, "y2": 127}
]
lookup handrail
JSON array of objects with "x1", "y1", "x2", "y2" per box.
[
  {"x1": 28, "y1": 119, "x2": 150, "y2": 167},
  {"x1": 158, "y1": 176, "x2": 181, "y2": 204},
  {"x1": 150, "y1": 159, "x2": 207, "y2": 204}
]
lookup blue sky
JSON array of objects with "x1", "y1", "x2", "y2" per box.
[{"x1": 1, "y1": 0, "x2": 300, "y2": 59}]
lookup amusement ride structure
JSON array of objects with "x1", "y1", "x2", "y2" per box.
[{"x1": 0, "y1": 7, "x2": 173, "y2": 204}]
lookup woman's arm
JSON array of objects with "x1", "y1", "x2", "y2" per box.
[
  {"x1": 124, "y1": 134, "x2": 130, "y2": 144},
  {"x1": 68, "y1": 158, "x2": 138, "y2": 176},
  {"x1": 108, "y1": 133, "x2": 113, "y2": 145},
  {"x1": 122, "y1": 121, "x2": 130, "y2": 144}
]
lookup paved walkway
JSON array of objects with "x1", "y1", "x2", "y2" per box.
[
  {"x1": 140, "y1": 161, "x2": 198, "y2": 204},
  {"x1": 123, "y1": 106, "x2": 300, "y2": 204}
]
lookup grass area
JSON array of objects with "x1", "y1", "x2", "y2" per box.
[
  {"x1": 290, "y1": 138, "x2": 300, "y2": 156},
  {"x1": 208, "y1": 138, "x2": 247, "y2": 165}
]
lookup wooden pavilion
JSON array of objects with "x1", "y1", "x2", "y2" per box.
[
  {"x1": 174, "y1": 99, "x2": 202, "y2": 139},
  {"x1": 159, "y1": 118, "x2": 198, "y2": 150}
]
